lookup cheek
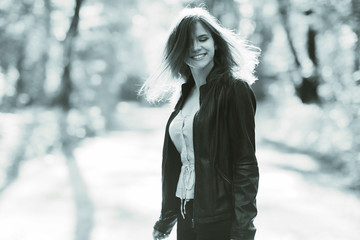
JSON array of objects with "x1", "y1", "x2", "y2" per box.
[
  {"x1": 207, "y1": 41, "x2": 216, "y2": 53},
  {"x1": 208, "y1": 44, "x2": 216, "y2": 56}
]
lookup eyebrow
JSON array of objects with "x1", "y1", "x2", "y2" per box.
[{"x1": 196, "y1": 34, "x2": 209, "y2": 38}]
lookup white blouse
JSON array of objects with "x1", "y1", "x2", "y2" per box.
[{"x1": 169, "y1": 110, "x2": 196, "y2": 202}]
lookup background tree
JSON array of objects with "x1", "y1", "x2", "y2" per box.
[
  {"x1": 352, "y1": 0, "x2": 360, "y2": 77},
  {"x1": 0, "y1": 0, "x2": 359, "y2": 210}
]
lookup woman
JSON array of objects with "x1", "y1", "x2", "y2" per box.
[{"x1": 141, "y1": 7, "x2": 260, "y2": 240}]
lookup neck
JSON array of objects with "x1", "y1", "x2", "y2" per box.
[{"x1": 190, "y1": 61, "x2": 214, "y2": 90}]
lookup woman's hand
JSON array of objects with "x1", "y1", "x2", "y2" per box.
[{"x1": 152, "y1": 229, "x2": 169, "y2": 240}]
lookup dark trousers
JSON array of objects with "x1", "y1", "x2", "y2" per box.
[{"x1": 177, "y1": 200, "x2": 232, "y2": 240}]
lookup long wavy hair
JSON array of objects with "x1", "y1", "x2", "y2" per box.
[{"x1": 140, "y1": 7, "x2": 260, "y2": 103}]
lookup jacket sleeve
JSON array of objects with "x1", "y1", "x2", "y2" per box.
[
  {"x1": 153, "y1": 110, "x2": 182, "y2": 235},
  {"x1": 153, "y1": 210, "x2": 177, "y2": 235},
  {"x1": 228, "y1": 80, "x2": 259, "y2": 240}
]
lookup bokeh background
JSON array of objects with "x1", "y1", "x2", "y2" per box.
[{"x1": 0, "y1": 0, "x2": 359, "y2": 239}]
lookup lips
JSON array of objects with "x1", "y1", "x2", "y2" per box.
[{"x1": 191, "y1": 53, "x2": 207, "y2": 60}]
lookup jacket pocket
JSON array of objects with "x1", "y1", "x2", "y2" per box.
[
  {"x1": 216, "y1": 167, "x2": 232, "y2": 185},
  {"x1": 215, "y1": 167, "x2": 232, "y2": 195}
]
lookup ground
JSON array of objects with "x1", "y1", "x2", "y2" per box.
[{"x1": 0, "y1": 102, "x2": 359, "y2": 240}]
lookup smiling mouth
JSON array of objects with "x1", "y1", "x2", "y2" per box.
[{"x1": 191, "y1": 53, "x2": 206, "y2": 60}]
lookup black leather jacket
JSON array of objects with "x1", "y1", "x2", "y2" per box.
[{"x1": 154, "y1": 72, "x2": 259, "y2": 240}]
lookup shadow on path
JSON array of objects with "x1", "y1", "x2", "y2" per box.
[{"x1": 0, "y1": 103, "x2": 359, "y2": 240}]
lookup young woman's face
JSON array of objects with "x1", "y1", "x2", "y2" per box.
[{"x1": 185, "y1": 21, "x2": 216, "y2": 72}]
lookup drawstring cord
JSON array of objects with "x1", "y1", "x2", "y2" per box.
[
  {"x1": 180, "y1": 198, "x2": 190, "y2": 219},
  {"x1": 180, "y1": 164, "x2": 194, "y2": 219}
]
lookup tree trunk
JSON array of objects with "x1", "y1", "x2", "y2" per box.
[
  {"x1": 277, "y1": 0, "x2": 320, "y2": 104},
  {"x1": 52, "y1": 0, "x2": 83, "y2": 110},
  {"x1": 51, "y1": 1, "x2": 95, "y2": 239},
  {"x1": 352, "y1": 0, "x2": 360, "y2": 75}
]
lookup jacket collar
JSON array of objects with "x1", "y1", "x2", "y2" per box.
[
  {"x1": 182, "y1": 66, "x2": 217, "y2": 93},
  {"x1": 176, "y1": 66, "x2": 222, "y2": 109},
  {"x1": 176, "y1": 77, "x2": 195, "y2": 110}
]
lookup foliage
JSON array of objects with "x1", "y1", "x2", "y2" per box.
[
  {"x1": 254, "y1": 0, "x2": 360, "y2": 189},
  {"x1": 0, "y1": 0, "x2": 359, "y2": 189}
]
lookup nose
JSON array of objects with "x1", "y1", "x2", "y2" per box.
[{"x1": 192, "y1": 40, "x2": 201, "y2": 51}]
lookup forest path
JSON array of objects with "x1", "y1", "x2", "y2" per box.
[{"x1": 0, "y1": 102, "x2": 359, "y2": 240}]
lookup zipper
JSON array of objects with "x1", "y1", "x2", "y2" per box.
[{"x1": 192, "y1": 109, "x2": 200, "y2": 229}]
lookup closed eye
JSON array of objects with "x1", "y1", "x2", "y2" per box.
[{"x1": 197, "y1": 34, "x2": 209, "y2": 42}]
